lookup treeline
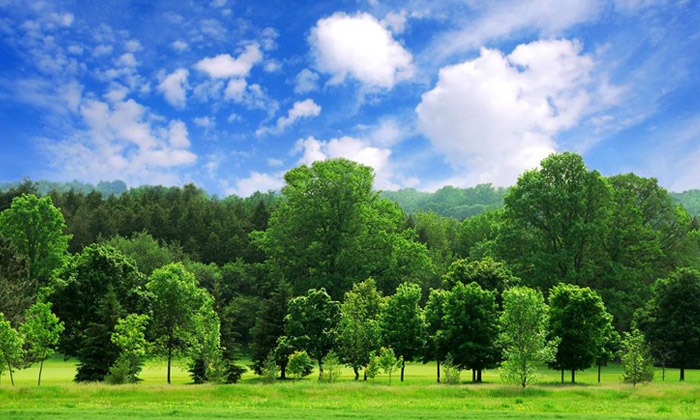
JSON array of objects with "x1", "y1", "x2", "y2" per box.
[{"x1": 1, "y1": 153, "x2": 700, "y2": 386}]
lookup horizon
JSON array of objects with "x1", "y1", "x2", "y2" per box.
[{"x1": 1, "y1": 1, "x2": 699, "y2": 197}]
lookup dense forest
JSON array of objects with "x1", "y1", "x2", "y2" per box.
[{"x1": 1, "y1": 152, "x2": 700, "y2": 386}]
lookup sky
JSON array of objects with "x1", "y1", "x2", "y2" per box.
[{"x1": 0, "y1": 0, "x2": 699, "y2": 197}]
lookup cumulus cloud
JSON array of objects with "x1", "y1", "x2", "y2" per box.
[
  {"x1": 194, "y1": 44, "x2": 262, "y2": 79},
  {"x1": 293, "y1": 136, "x2": 397, "y2": 189},
  {"x1": 294, "y1": 68, "x2": 320, "y2": 94},
  {"x1": 257, "y1": 98, "x2": 321, "y2": 136},
  {"x1": 116, "y1": 52, "x2": 138, "y2": 67},
  {"x1": 416, "y1": 39, "x2": 594, "y2": 186},
  {"x1": 157, "y1": 68, "x2": 189, "y2": 108},
  {"x1": 228, "y1": 171, "x2": 285, "y2": 197},
  {"x1": 309, "y1": 12, "x2": 414, "y2": 89},
  {"x1": 42, "y1": 98, "x2": 197, "y2": 185},
  {"x1": 381, "y1": 10, "x2": 408, "y2": 34},
  {"x1": 171, "y1": 40, "x2": 189, "y2": 52}
]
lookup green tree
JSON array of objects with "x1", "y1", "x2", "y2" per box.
[
  {"x1": 285, "y1": 288, "x2": 341, "y2": 379},
  {"x1": 0, "y1": 236, "x2": 33, "y2": 326},
  {"x1": 19, "y1": 302, "x2": 64, "y2": 386},
  {"x1": 320, "y1": 350, "x2": 342, "y2": 383},
  {"x1": 619, "y1": 328, "x2": 654, "y2": 387},
  {"x1": 103, "y1": 232, "x2": 182, "y2": 276},
  {"x1": 379, "y1": 282, "x2": 426, "y2": 382},
  {"x1": 147, "y1": 262, "x2": 211, "y2": 384},
  {"x1": 0, "y1": 313, "x2": 23, "y2": 385},
  {"x1": 0, "y1": 194, "x2": 71, "y2": 287},
  {"x1": 441, "y1": 281, "x2": 499, "y2": 382},
  {"x1": 250, "y1": 280, "x2": 292, "y2": 376},
  {"x1": 375, "y1": 346, "x2": 402, "y2": 384},
  {"x1": 442, "y1": 258, "x2": 519, "y2": 306},
  {"x1": 499, "y1": 287, "x2": 558, "y2": 388},
  {"x1": 337, "y1": 278, "x2": 383, "y2": 380},
  {"x1": 287, "y1": 350, "x2": 313, "y2": 383},
  {"x1": 423, "y1": 288, "x2": 448, "y2": 383},
  {"x1": 50, "y1": 244, "x2": 147, "y2": 382},
  {"x1": 188, "y1": 304, "x2": 223, "y2": 384},
  {"x1": 637, "y1": 268, "x2": 700, "y2": 381},
  {"x1": 109, "y1": 313, "x2": 149, "y2": 384},
  {"x1": 548, "y1": 284, "x2": 614, "y2": 383},
  {"x1": 595, "y1": 323, "x2": 621, "y2": 383}
]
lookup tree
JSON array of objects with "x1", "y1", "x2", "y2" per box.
[
  {"x1": 337, "y1": 278, "x2": 383, "y2": 380},
  {"x1": 0, "y1": 313, "x2": 23, "y2": 386},
  {"x1": 250, "y1": 280, "x2": 292, "y2": 376},
  {"x1": 499, "y1": 287, "x2": 558, "y2": 388},
  {"x1": 0, "y1": 236, "x2": 33, "y2": 326},
  {"x1": 548, "y1": 284, "x2": 614, "y2": 383},
  {"x1": 320, "y1": 351, "x2": 342, "y2": 383},
  {"x1": 423, "y1": 288, "x2": 448, "y2": 383},
  {"x1": 254, "y1": 158, "x2": 430, "y2": 298},
  {"x1": 442, "y1": 258, "x2": 519, "y2": 306},
  {"x1": 638, "y1": 268, "x2": 700, "y2": 381},
  {"x1": 595, "y1": 323, "x2": 620, "y2": 383},
  {"x1": 287, "y1": 350, "x2": 313, "y2": 383},
  {"x1": 285, "y1": 288, "x2": 341, "y2": 379},
  {"x1": 375, "y1": 347, "x2": 402, "y2": 384},
  {"x1": 102, "y1": 232, "x2": 181, "y2": 276},
  {"x1": 147, "y1": 262, "x2": 211, "y2": 384},
  {"x1": 109, "y1": 313, "x2": 149, "y2": 384},
  {"x1": 0, "y1": 194, "x2": 71, "y2": 287},
  {"x1": 379, "y1": 282, "x2": 426, "y2": 382},
  {"x1": 188, "y1": 304, "x2": 223, "y2": 384},
  {"x1": 498, "y1": 153, "x2": 611, "y2": 291},
  {"x1": 50, "y1": 244, "x2": 147, "y2": 382},
  {"x1": 20, "y1": 302, "x2": 64, "y2": 386},
  {"x1": 619, "y1": 328, "x2": 654, "y2": 387},
  {"x1": 441, "y1": 281, "x2": 500, "y2": 382}
]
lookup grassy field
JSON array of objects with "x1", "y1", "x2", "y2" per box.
[{"x1": 1, "y1": 358, "x2": 699, "y2": 419}]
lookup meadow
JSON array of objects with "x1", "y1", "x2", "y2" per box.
[{"x1": 1, "y1": 358, "x2": 699, "y2": 419}]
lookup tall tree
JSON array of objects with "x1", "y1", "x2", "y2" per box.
[
  {"x1": 250, "y1": 279, "x2": 292, "y2": 376},
  {"x1": 337, "y1": 278, "x2": 384, "y2": 380},
  {"x1": 637, "y1": 268, "x2": 700, "y2": 381},
  {"x1": 0, "y1": 313, "x2": 23, "y2": 386},
  {"x1": 110, "y1": 313, "x2": 149, "y2": 384},
  {"x1": 379, "y1": 282, "x2": 426, "y2": 382},
  {"x1": 0, "y1": 194, "x2": 71, "y2": 287},
  {"x1": 423, "y1": 288, "x2": 448, "y2": 383},
  {"x1": 0, "y1": 236, "x2": 33, "y2": 326},
  {"x1": 442, "y1": 258, "x2": 519, "y2": 306},
  {"x1": 285, "y1": 288, "x2": 341, "y2": 379},
  {"x1": 499, "y1": 287, "x2": 558, "y2": 388},
  {"x1": 548, "y1": 284, "x2": 614, "y2": 383},
  {"x1": 441, "y1": 281, "x2": 500, "y2": 382},
  {"x1": 147, "y1": 262, "x2": 211, "y2": 384},
  {"x1": 19, "y1": 302, "x2": 64, "y2": 386}
]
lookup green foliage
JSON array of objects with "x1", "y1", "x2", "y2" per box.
[
  {"x1": 456, "y1": 209, "x2": 502, "y2": 260},
  {"x1": 619, "y1": 329, "x2": 654, "y2": 386},
  {"x1": 250, "y1": 280, "x2": 291, "y2": 375},
  {"x1": 499, "y1": 287, "x2": 558, "y2": 387},
  {"x1": 442, "y1": 354, "x2": 461, "y2": 385},
  {"x1": 147, "y1": 262, "x2": 212, "y2": 384},
  {"x1": 188, "y1": 304, "x2": 223, "y2": 384},
  {"x1": 261, "y1": 351, "x2": 278, "y2": 383},
  {"x1": 104, "y1": 355, "x2": 133, "y2": 385},
  {"x1": 102, "y1": 232, "x2": 183, "y2": 276},
  {"x1": 423, "y1": 288, "x2": 448, "y2": 368},
  {"x1": 364, "y1": 355, "x2": 380, "y2": 382},
  {"x1": 285, "y1": 288, "x2": 341, "y2": 378},
  {"x1": 442, "y1": 258, "x2": 519, "y2": 305},
  {"x1": 381, "y1": 184, "x2": 506, "y2": 219},
  {"x1": 638, "y1": 267, "x2": 700, "y2": 380},
  {"x1": 321, "y1": 351, "x2": 342, "y2": 383},
  {"x1": 0, "y1": 236, "x2": 33, "y2": 326},
  {"x1": 412, "y1": 212, "x2": 460, "y2": 280},
  {"x1": 375, "y1": 346, "x2": 403, "y2": 384},
  {"x1": 441, "y1": 281, "x2": 500, "y2": 380},
  {"x1": 110, "y1": 313, "x2": 149, "y2": 384},
  {"x1": 0, "y1": 194, "x2": 70, "y2": 287},
  {"x1": 379, "y1": 282, "x2": 425, "y2": 379},
  {"x1": 337, "y1": 278, "x2": 383, "y2": 379},
  {"x1": 20, "y1": 302, "x2": 64, "y2": 385},
  {"x1": 0, "y1": 313, "x2": 24, "y2": 385},
  {"x1": 287, "y1": 350, "x2": 313, "y2": 382},
  {"x1": 548, "y1": 284, "x2": 615, "y2": 381}
]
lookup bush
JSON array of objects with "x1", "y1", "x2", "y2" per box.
[
  {"x1": 321, "y1": 351, "x2": 342, "y2": 383},
  {"x1": 443, "y1": 354, "x2": 461, "y2": 385},
  {"x1": 261, "y1": 351, "x2": 278, "y2": 383},
  {"x1": 365, "y1": 356, "x2": 380, "y2": 382},
  {"x1": 288, "y1": 350, "x2": 313, "y2": 382},
  {"x1": 105, "y1": 356, "x2": 133, "y2": 385}
]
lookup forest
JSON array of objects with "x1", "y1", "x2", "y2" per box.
[{"x1": 1, "y1": 152, "x2": 700, "y2": 391}]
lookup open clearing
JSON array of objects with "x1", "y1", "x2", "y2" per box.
[{"x1": 1, "y1": 359, "x2": 699, "y2": 419}]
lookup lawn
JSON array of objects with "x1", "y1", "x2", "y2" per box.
[{"x1": 1, "y1": 359, "x2": 699, "y2": 419}]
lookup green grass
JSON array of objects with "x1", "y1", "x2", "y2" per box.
[{"x1": 1, "y1": 359, "x2": 699, "y2": 419}]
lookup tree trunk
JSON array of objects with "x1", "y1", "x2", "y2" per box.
[
  {"x1": 400, "y1": 359, "x2": 405, "y2": 382},
  {"x1": 680, "y1": 367, "x2": 685, "y2": 381},
  {"x1": 571, "y1": 370, "x2": 575, "y2": 383},
  {"x1": 353, "y1": 367, "x2": 359, "y2": 381},
  {"x1": 477, "y1": 369, "x2": 482, "y2": 383},
  {"x1": 167, "y1": 344, "x2": 172, "y2": 384},
  {"x1": 472, "y1": 369, "x2": 476, "y2": 382},
  {"x1": 662, "y1": 365, "x2": 665, "y2": 381},
  {"x1": 280, "y1": 362, "x2": 287, "y2": 380},
  {"x1": 437, "y1": 360, "x2": 441, "y2": 383},
  {"x1": 38, "y1": 359, "x2": 45, "y2": 386},
  {"x1": 363, "y1": 370, "x2": 367, "y2": 381},
  {"x1": 561, "y1": 369, "x2": 564, "y2": 384},
  {"x1": 318, "y1": 358, "x2": 323, "y2": 380},
  {"x1": 8, "y1": 361, "x2": 14, "y2": 386},
  {"x1": 597, "y1": 365, "x2": 601, "y2": 384}
]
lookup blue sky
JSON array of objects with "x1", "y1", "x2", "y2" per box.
[{"x1": 0, "y1": 0, "x2": 699, "y2": 196}]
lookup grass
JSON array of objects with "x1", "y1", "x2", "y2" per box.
[{"x1": 1, "y1": 359, "x2": 699, "y2": 419}]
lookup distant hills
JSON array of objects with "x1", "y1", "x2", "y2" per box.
[{"x1": 2, "y1": 179, "x2": 700, "y2": 218}]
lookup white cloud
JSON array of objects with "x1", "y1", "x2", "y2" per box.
[
  {"x1": 194, "y1": 44, "x2": 263, "y2": 79},
  {"x1": 257, "y1": 99, "x2": 321, "y2": 136},
  {"x1": 171, "y1": 40, "x2": 189, "y2": 52},
  {"x1": 211, "y1": 0, "x2": 227, "y2": 7},
  {"x1": 42, "y1": 98, "x2": 197, "y2": 185},
  {"x1": 381, "y1": 10, "x2": 408, "y2": 34},
  {"x1": 224, "y1": 78, "x2": 247, "y2": 101},
  {"x1": 194, "y1": 116, "x2": 215, "y2": 129},
  {"x1": 116, "y1": 52, "x2": 138, "y2": 67},
  {"x1": 368, "y1": 118, "x2": 404, "y2": 147},
  {"x1": 293, "y1": 136, "x2": 398, "y2": 189},
  {"x1": 93, "y1": 44, "x2": 113, "y2": 57},
  {"x1": 309, "y1": 12, "x2": 414, "y2": 89},
  {"x1": 416, "y1": 39, "x2": 594, "y2": 186},
  {"x1": 267, "y1": 158, "x2": 284, "y2": 167},
  {"x1": 294, "y1": 68, "x2": 319, "y2": 94},
  {"x1": 157, "y1": 68, "x2": 189, "y2": 108},
  {"x1": 125, "y1": 39, "x2": 142, "y2": 52},
  {"x1": 228, "y1": 171, "x2": 285, "y2": 197},
  {"x1": 261, "y1": 27, "x2": 279, "y2": 51}
]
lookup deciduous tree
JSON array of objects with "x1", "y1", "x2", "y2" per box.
[{"x1": 20, "y1": 302, "x2": 64, "y2": 386}]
